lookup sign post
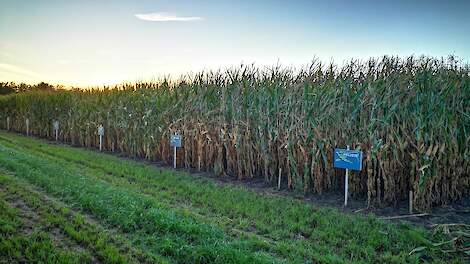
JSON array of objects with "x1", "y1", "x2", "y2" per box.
[
  {"x1": 53, "y1": 120, "x2": 59, "y2": 141},
  {"x1": 170, "y1": 133, "x2": 182, "y2": 169},
  {"x1": 6, "y1": 116, "x2": 10, "y2": 131},
  {"x1": 334, "y1": 146, "x2": 363, "y2": 206},
  {"x1": 98, "y1": 124, "x2": 104, "y2": 151},
  {"x1": 26, "y1": 118, "x2": 30, "y2": 136}
]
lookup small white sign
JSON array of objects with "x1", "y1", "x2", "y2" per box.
[
  {"x1": 53, "y1": 120, "x2": 59, "y2": 140},
  {"x1": 53, "y1": 120, "x2": 59, "y2": 131},
  {"x1": 98, "y1": 124, "x2": 104, "y2": 136}
]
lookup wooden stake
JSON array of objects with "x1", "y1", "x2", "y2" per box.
[
  {"x1": 278, "y1": 167, "x2": 282, "y2": 190},
  {"x1": 198, "y1": 152, "x2": 201, "y2": 171},
  {"x1": 380, "y1": 213, "x2": 428, "y2": 220},
  {"x1": 409, "y1": 190, "x2": 413, "y2": 214}
]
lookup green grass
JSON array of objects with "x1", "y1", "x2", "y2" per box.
[
  {"x1": 0, "y1": 131, "x2": 466, "y2": 263},
  {"x1": 0, "y1": 171, "x2": 168, "y2": 264},
  {"x1": 0, "y1": 197, "x2": 91, "y2": 264}
]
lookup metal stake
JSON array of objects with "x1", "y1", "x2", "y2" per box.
[
  {"x1": 26, "y1": 118, "x2": 29, "y2": 136},
  {"x1": 173, "y1": 145, "x2": 177, "y2": 169},
  {"x1": 98, "y1": 124, "x2": 104, "y2": 151}
]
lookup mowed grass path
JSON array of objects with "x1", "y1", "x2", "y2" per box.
[{"x1": 0, "y1": 131, "x2": 464, "y2": 263}]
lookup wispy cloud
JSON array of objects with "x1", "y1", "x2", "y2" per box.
[
  {"x1": 0, "y1": 63, "x2": 44, "y2": 79},
  {"x1": 135, "y1": 12, "x2": 204, "y2": 22}
]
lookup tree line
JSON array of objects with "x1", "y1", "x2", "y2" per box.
[{"x1": 0, "y1": 82, "x2": 62, "y2": 95}]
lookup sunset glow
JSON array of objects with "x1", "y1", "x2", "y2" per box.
[{"x1": 1, "y1": 0, "x2": 469, "y2": 87}]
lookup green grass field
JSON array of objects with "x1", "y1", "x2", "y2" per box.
[{"x1": 0, "y1": 131, "x2": 467, "y2": 263}]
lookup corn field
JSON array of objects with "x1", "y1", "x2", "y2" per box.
[{"x1": 1, "y1": 56, "x2": 469, "y2": 211}]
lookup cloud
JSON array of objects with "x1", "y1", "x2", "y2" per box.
[
  {"x1": 0, "y1": 63, "x2": 44, "y2": 80},
  {"x1": 135, "y1": 12, "x2": 204, "y2": 22},
  {"x1": 0, "y1": 62, "x2": 46, "y2": 81}
]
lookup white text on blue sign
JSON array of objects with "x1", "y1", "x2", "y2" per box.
[{"x1": 333, "y1": 149, "x2": 363, "y2": 171}]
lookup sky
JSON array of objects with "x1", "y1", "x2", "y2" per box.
[{"x1": 0, "y1": 0, "x2": 469, "y2": 87}]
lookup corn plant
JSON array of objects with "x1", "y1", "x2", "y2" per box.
[{"x1": 0, "y1": 56, "x2": 468, "y2": 211}]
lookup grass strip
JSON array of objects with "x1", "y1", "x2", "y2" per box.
[
  {"x1": 0, "y1": 182, "x2": 93, "y2": 263},
  {"x1": 0, "y1": 138, "x2": 280, "y2": 263},
  {"x1": 0, "y1": 131, "x2": 467, "y2": 263},
  {"x1": 0, "y1": 171, "x2": 170, "y2": 263}
]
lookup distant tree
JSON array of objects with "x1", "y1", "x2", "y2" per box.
[
  {"x1": 34, "y1": 82, "x2": 54, "y2": 91},
  {"x1": 0, "y1": 81, "x2": 59, "y2": 94},
  {"x1": 0, "y1": 82, "x2": 16, "y2": 95},
  {"x1": 17, "y1": 83, "x2": 31, "y2": 93}
]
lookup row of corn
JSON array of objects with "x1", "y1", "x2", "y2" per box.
[{"x1": 0, "y1": 56, "x2": 468, "y2": 211}]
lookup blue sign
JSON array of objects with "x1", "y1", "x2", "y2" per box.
[
  {"x1": 170, "y1": 135, "x2": 182, "y2": 148},
  {"x1": 334, "y1": 148, "x2": 363, "y2": 171}
]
